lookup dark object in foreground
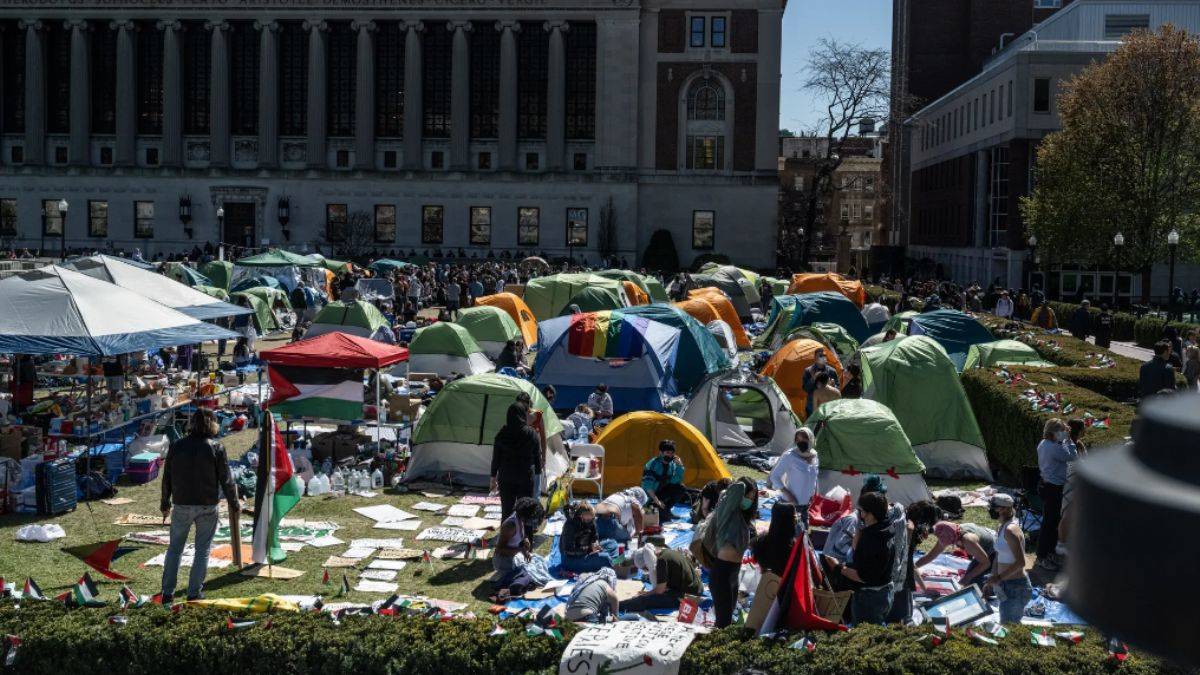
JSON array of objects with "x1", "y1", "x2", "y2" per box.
[{"x1": 1070, "y1": 393, "x2": 1200, "y2": 666}]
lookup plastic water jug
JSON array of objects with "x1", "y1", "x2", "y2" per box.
[
  {"x1": 306, "y1": 475, "x2": 321, "y2": 496},
  {"x1": 331, "y1": 470, "x2": 345, "y2": 494},
  {"x1": 372, "y1": 468, "x2": 384, "y2": 489}
]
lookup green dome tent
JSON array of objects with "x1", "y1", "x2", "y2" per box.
[
  {"x1": 231, "y1": 290, "x2": 277, "y2": 332},
  {"x1": 368, "y1": 259, "x2": 413, "y2": 275},
  {"x1": 407, "y1": 322, "x2": 494, "y2": 377},
  {"x1": 907, "y1": 310, "x2": 994, "y2": 371},
  {"x1": 406, "y1": 373, "x2": 568, "y2": 488},
  {"x1": 963, "y1": 339, "x2": 1054, "y2": 370},
  {"x1": 201, "y1": 260, "x2": 234, "y2": 291},
  {"x1": 860, "y1": 335, "x2": 989, "y2": 480},
  {"x1": 783, "y1": 322, "x2": 861, "y2": 361},
  {"x1": 194, "y1": 285, "x2": 230, "y2": 301},
  {"x1": 883, "y1": 310, "x2": 918, "y2": 335},
  {"x1": 642, "y1": 276, "x2": 669, "y2": 303},
  {"x1": 307, "y1": 300, "x2": 390, "y2": 340},
  {"x1": 167, "y1": 263, "x2": 212, "y2": 288},
  {"x1": 559, "y1": 285, "x2": 627, "y2": 315},
  {"x1": 523, "y1": 273, "x2": 627, "y2": 319},
  {"x1": 597, "y1": 270, "x2": 652, "y2": 295},
  {"x1": 455, "y1": 305, "x2": 522, "y2": 359},
  {"x1": 805, "y1": 398, "x2": 930, "y2": 505},
  {"x1": 235, "y1": 249, "x2": 322, "y2": 268}
]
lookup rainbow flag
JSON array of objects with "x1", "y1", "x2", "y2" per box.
[{"x1": 566, "y1": 311, "x2": 650, "y2": 359}]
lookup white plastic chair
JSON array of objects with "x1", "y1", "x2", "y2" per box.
[{"x1": 567, "y1": 443, "x2": 605, "y2": 500}]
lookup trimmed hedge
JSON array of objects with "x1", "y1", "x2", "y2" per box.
[
  {"x1": 0, "y1": 604, "x2": 1183, "y2": 675},
  {"x1": 962, "y1": 366, "x2": 1134, "y2": 479},
  {"x1": 1046, "y1": 299, "x2": 1196, "y2": 348}
]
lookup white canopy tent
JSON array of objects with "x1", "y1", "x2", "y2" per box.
[{"x1": 66, "y1": 255, "x2": 251, "y2": 320}]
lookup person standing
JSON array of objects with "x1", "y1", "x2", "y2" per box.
[
  {"x1": 1183, "y1": 345, "x2": 1200, "y2": 391},
  {"x1": 1031, "y1": 301, "x2": 1058, "y2": 330},
  {"x1": 810, "y1": 371, "x2": 842, "y2": 411},
  {"x1": 701, "y1": 476, "x2": 758, "y2": 627},
  {"x1": 982, "y1": 494, "x2": 1032, "y2": 624},
  {"x1": 767, "y1": 429, "x2": 819, "y2": 518},
  {"x1": 840, "y1": 363, "x2": 863, "y2": 399},
  {"x1": 1094, "y1": 303, "x2": 1114, "y2": 348},
  {"x1": 445, "y1": 277, "x2": 461, "y2": 319},
  {"x1": 1069, "y1": 300, "x2": 1092, "y2": 341},
  {"x1": 490, "y1": 403, "x2": 542, "y2": 521},
  {"x1": 641, "y1": 440, "x2": 687, "y2": 517},
  {"x1": 802, "y1": 349, "x2": 838, "y2": 417},
  {"x1": 1035, "y1": 418, "x2": 1078, "y2": 571},
  {"x1": 1138, "y1": 341, "x2": 1177, "y2": 399},
  {"x1": 159, "y1": 409, "x2": 240, "y2": 603},
  {"x1": 828, "y1": 491, "x2": 895, "y2": 625},
  {"x1": 994, "y1": 290, "x2": 1013, "y2": 320}
]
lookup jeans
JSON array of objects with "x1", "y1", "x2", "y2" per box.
[
  {"x1": 595, "y1": 515, "x2": 630, "y2": 543},
  {"x1": 997, "y1": 576, "x2": 1033, "y2": 624},
  {"x1": 851, "y1": 585, "x2": 894, "y2": 625},
  {"x1": 618, "y1": 590, "x2": 682, "y2": 614},
  {"x1": 1037, "y1": 481, "x2": 1065, "y2": 559},
  {"x1": 161, "y1": 504, "x2": 219, "y2": 599},
  {"x1": 709, "y1": 558, "x2": 741, "y2": 628},
  {"x1": 561, "y1": 552, "x2": 614, "y2": 574}
]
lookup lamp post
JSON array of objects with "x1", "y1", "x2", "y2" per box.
[
  {"x1": 57, "y1": 199, "x2": 69, "y2": 261},
  {"x1": 216, "y1": 206, "x2": 225, "y2": 250},
  {"x1": 1112, "y1": 232, "x2": 1125, "y2": 309},
  {"x1": 1167, "y1": 229, "x2": 1180, "y2": 310},
  {"x1": 1027, "y1": 234, "x2": 1038, "y2": 290}
]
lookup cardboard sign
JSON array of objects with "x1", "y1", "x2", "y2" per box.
[
  {"x1": 744, "y1": 571, "x2": 781, "y2": 632},
  {"x1": 559, "y1": 621, "x2": 697, "y2": 675},
  {"x1": 415, "y1": 527, "x2": 486, "y2": 544}
]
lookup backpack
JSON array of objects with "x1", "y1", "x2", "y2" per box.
[{"x1": 78, "y1": 471, "x2": 117, "y2": 501}]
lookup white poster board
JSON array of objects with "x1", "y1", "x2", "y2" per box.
[{"x1": 558, "y1": 621, "x2": 697, "y2": 675}]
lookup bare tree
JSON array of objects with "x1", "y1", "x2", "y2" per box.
[
  {"x1": 779, "y1": 39, "x2": 890, "y2": 268},
  {"x1": 320, "y1": 209, "x2": 376, "y2": 259}
]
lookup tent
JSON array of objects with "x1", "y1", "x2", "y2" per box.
[
  {"x1": 610, "y1": 304, "x2": 730, "y2": 394},
  {"x1": 862, "y1": 302, "x2": 892, "y2": 334},
  {"x1": 689, "y1": 271, "x2": 757, "y2": 321},
  {"x1": 65, "y1": 255, "x2": 250, "y2": 320},
  {"x1": 698, "y1": 263, "x2": 762, "y2": 307},
  {"x1": 455, "y1": 305, "x2": 522, "y2": 359},
  {"x1": 762, "y1": 276, "x2": 791, "y2": 297},
  {"x1": 405, "y1": 373, "x2": 567, "y2": 488},
  {"x1": 407, "y1": 322, "x2": 494, "y2": 377},
  {"x1": 760, "y1": 338, "x2": 844, "y2": 421},
  {"x1": 596, "y1": 270, "x2": 652, "y2": 296},
  {"x1": 681, "y1": 372, "x2": 800, "y2": 455},
  {"x1": 705, "y1": 320, "x2": 738, "y2": 360},
  {"x1": 308, "y1": 254, "x2": 352, "y2": 274},
  {"x1": 623, "y1": 281, "x2": 650, "y2": 306},
  {"x1": 883, "y1": 310, "x2": 918, "y2": 335},
  {"x1": 643, "y1": 277, "x2": 669, "y2": 303},
  {"x1": 201, "y1": 260, "x2": 234, "y2": 291},
  {"x1": 235, "y1": 249, "x2": 322, "y2": 268},
  {"x1": 475, "y1": 292, "x2": 538, "y2": 347},
  {"x1": 963, "y1": 339, "x2": 1054, "y2": 370},
  {"x1": 592, "y1": 412, "x2": 731, "y2": 492},
  {"x1": 559, "y1": 284, "x2": 628, "y2": 315},
  {"x1": 231, "y1": 291, "x2": 278, "y2": 332},
  {"x1": 194, "y1": 285, "x2": 231, "y2": 301},
  {"x1": 755, "y1": 292, "x2": 871, "y2": 350},
  {"x1": 523, "y1": 273, "x2": 628, "y2": 319},
  {"x1": 306, "y1": 300, "x2": 391, "y2": 340},
  {"x1": 534, "y1": 310, "x2": 684, "y2": 412},
  {"x1": 860, "y1": 336, "x2": 990, "y2": 480},
  {"x1": 784, "y1": 323, "x2": 860, "y2": 361},
  {"x1": 520, "y1": 256, "x2": 552, "y2": 274},
  {"x1": 368, "y1": 259, "x2": 412, "y2": 275},
  {"x1": 907, "y1": 310, "x2": 994, "y2": 371},
  {"x1": 165, "y1": 262, "x2": 212, "y2": 288},
  {"x1": 674, "y1": 297, "x2": 722, "y2": 328},
  {"x1": 687, "y1": 288, "x2": 750, "y2": 348},
  {"x1": 231, "y1": 274, "x2": 283, "y2": 293},
  {"x1": 0, "y1": 265, "x2": 237, "y2": 356},
  {"x1": 354, "y1": 278, "x2": 394, "y2": 302},
  {"x1": 787, "y1": 273, "x2": 866, "y2": 307},
  {"x1": 805, "y1": 398, "x2": 931, "y2": 505}
]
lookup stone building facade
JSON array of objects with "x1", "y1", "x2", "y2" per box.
[{"x1": 0, "y1": 0, "x2": 782, "y2": 267}]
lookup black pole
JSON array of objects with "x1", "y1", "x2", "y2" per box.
[
  {"x1": 1112, "y1": 258, "x2": 1120, "y2": 309},
  {"x1": 1168, "y1": 244, "x2": 1177, "y2": 309}
]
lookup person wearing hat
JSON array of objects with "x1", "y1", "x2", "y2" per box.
[
  {"x1": 983, "y1": 493, "x2": 1032, "y2": 624},
  {"x1": 916, "y1": 520, "x2": 996, "y2": 587},
  {"x1": 641, "y1": 439, "x2": 687, "y2": 520},
  {"x1": 768, "y1": 429, "x2": 820, "y2": 521},
  {"x1": 617, "y1": 543, "x2": 703, "y2": 614}
]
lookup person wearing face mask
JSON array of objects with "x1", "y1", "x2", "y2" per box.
[
  {"x1": 700, "y1": 476, "x2": 759, "y2": 627},
  {"x1": 982, "y1": 493, "x2": 1032, "y2": 624},
  {"x1": 767, "y1": 429, "x2": 819, "y2": 524},
  {"x1": 1035, "y1": 418, "x2": 1078, "y2": 572},
  {"x1": 802, "y1": 349, "x2": 839, "y2": 417},
  {"x1": 826, "y1": 491, "x2": 895, "y2": 625}
]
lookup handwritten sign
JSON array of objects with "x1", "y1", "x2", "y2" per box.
[
  {"x1": 558, "y1": 621, "x2": 697, "y2": 675},
  {"x1": 415, "y1": 527, "x2": 486, "y2": 543}
]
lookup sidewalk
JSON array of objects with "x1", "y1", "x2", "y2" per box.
[{"x1": 1087, "y1": 337, "x2": 1152, "y2": 362}]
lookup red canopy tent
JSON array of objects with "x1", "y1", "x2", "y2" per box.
[{"x1": 259, "y1": 331, "x2": 408, "y2": 370}]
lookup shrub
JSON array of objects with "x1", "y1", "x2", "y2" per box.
[
  {"x1": 1046, "y1": 299, "x2": 1195, "y2": 348},
  {"x1": 0, "y1": 604, "x2": 1183, "y2": 675},
  {"x1": 691, "y1": 252, "x2": 731, "y2": 270},
  {"x1": 961, "y1": 366, "x2": 1134, "y2": 479},
  {"x1": 642, "y1": 229, "x2": 681, "y2": 275}
]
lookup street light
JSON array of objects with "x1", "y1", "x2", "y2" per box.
[
  {"x1": 1167, "y1": 229, "x2": 1180, "y2": 310},
  {"x1": 1112, "y1": 232, "x2": 1125, "y2": 308},
  {"x1": 216, "y1": 206, "x2": 225, "y2": 247},
  {"x1": 1027, "y1": 234, "x2": 1038, "y2": 290},
  {"x1": 57, "y1": 199, "x2": 68, "y2": 261}
]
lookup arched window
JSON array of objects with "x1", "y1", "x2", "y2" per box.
[{"x1": 681, "y1": 75, "x2": 731, "y2": 172}]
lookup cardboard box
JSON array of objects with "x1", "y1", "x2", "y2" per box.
[{"x1": 387, "y1": 395, "x2": 422, "y2": 420}]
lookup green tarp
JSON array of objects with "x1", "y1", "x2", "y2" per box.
[
  {"x1": 763, "y1": 276, "x2": 791, "y2": 297},
  {"x1": 456, "y1": 305, "x2": 521, "y2": 344},
  {"x1": 786, "y1": 322, "x2": 860, "y2": 359},
  {"x1": 167, "y1": 263, "x2": 211, "y2": 287},
  {"x1": 310, "y1": 300, "x2": 389, "y2": 335},
  {"x1": 805, "y1": 398, "x2": 924, "y2": 474},
  {"x1": 964, "y1": 339, "x2": 1054, "y2": 370},
  {"x1": 884, "y1": 310, "x2": 918, "y2": 335},
  {"x1": 643, "y1": 277, "x2": 669, "y2": 303},
  {"x1": 597, "y1": 270, "x2": 651, "y2": 295},
  {"x1": 201, "y1": 260, "x2": 234, "y2": 291},
  {"x1": 235, "y1": 249, "x2": 322, "y2": 268},
  {"x1": 194, "y1": 285, "x2": 230, "y2": 301},
  {"x1": 412, "y1": 373, "x2": 562, "y2": 445},
  {"x1": 523, "y1": 273, "x2": 626, "y2": 319},
  {"x1": 368, "y1": 259, "x2": 413, "y2": 275},
  {"x1": 410, "y1": 322, "x2": 482, "y2": 356}
]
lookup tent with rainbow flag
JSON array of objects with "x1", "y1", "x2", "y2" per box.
[{"x1": 534, "y1": 310, "x2": 686, "y2": 412}]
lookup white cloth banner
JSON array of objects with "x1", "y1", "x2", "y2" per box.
[{"x1": 558, "y1": 621, "x2": 697, "y2": 675}]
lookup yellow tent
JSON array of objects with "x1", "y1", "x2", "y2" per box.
[
  {"x1": 475, "y1": 292, "x2": 539, "y2": 346},
  {"x1": 688, "y1": 288, "x2": 751, "y2": 349},
  {"x1": 593, "y1": 412, "x2": 731, "y2": 492}
]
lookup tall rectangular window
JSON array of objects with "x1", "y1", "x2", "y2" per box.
[
  {"x1": 134, "y1": 201, "x2": 155, "y2": 238},
  {"x1": 1033, "y1": 78, "x2": 1051, "y2": 113},
  {"x1": 517, "y1": 207, "x2": 539, "y2": 246},
  {"x1": 375, "y1": 22, "x2": 404, "y2": 137},
  {"x1": 42, "y1": 200, "x2": 64, "y2": 236},
  {"x1": 470, "y1": 207, "x2": 492, "y2": 245},
  {"x1": 2, "y1": 27, "x2": 25, "y2": 134},
  {"x1": 423, "y1": 23, "x2": 453, "y2": 138},
  {"x1": 325, "y1": 203, "x2": 348, "y2": 242},
  {"x1": 710, "y1": 17, "x2": 727, "y2": 48},
  {"x1": 47, "y1": 25, "x2": 71, "y2": 135},
  {"x1": 88, "y1": 201, "x2": 108, "y2": 237},
  {"x1": 0, "y1": 199, "x2": 17, "y2": 236},
  {"x1": 686, "y1": 135, "x2": 724, "y2": 170},
  {"x1": 470, "y1": 22, "x2": 500, "y2": 139},
  {"x1": 998, "y1": 85, "x2": 1004, "y2": 119},
  {"x1": 137, "y1": 21, "x2": 164, "y2": 134},
  {"x1": 91, "y1": 24, "x2": 117, "y2": 134},
  {"x1": 517, "y1": 23, "x2": 548, "y2": 139},
  {"x1": 692, "y1": 210, "x2": 714, "y2": 250},
  {"x1": 421, "y1": 205, "x2": 444, "y2": 244},
  {"x1": 1007, "y1": 79, "x2": 1013, "y2": 117},
  {"x1": 279, "y1": 22, "x2": 308, "y2": 136},
  {"x1": 231, "y1": 22, "x2": 260, "y2": 135},
  {"x1": 689, "y1": 17, "x2": 705, "y2": 48},
  {"x1": 988, "y1": 146, "x2": 1010, "y2": 247},
  {"x1": 566, "y1": 207, "x2": 588, "y2": 247},
  {"x1": 374, "y1": 204, "x2": 396, "y2": 242},
  {"x1": 974, "y1": 97, "x2": 979, "y2": 129},
  {"x1": 989, "y1": 89, "x2": 996, "y2": 124},
  {"x1": 565, "y1": 22, "x2": 596, "y2": 140},
  {"x1": 327, "y1": 22, "x2": 355, "y2": 137},
  {"x1": 183, "y1": 22, "x2": 212, "y2": 134}
]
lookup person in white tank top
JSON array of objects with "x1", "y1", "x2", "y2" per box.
[{"x1": 982, "y1": 493, "x2": 1032, "y2": 624}]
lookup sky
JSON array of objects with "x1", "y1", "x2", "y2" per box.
[{"x1": 778, "y1": 0, "x2": 893, "y2": 133}]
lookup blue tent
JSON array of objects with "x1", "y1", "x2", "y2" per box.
[
  {"x1": 230, "y1": 274, "x2": 284, "y2": 294},
  {"x1": 757, "y1": 292, "x2": 872, "y2": 348},
  {"x1": 908, "y1": 309, "x2": 994, "y2": 371},
  {"x1": 618, "y1": 304, "x2": 730, "y2": 394}
]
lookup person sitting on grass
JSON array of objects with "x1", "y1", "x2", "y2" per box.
[
  {"x1": 594, "y1": 487, "x2": 646, "y2": 543},
  {"x1": 617, "y1": 544, "x2": 703, "y2": 614},
  {"x1": 559, "y1": 502, "x2": 614, "y2": 574},
  {"x1": 564, "y1": 567, "x2": 619, "y2": 623},
  {"x1": 917, "y1": 521, "x2": 996, "y2": 588},
  {"x1": 641, "y1": 440, "x2": 687, "y2": 520},
  {"x1": 492, "y1": 496, "x2": 544, "y2": 575}
]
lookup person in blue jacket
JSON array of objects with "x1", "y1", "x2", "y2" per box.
[{"x1": 642, "y1": 440, "x2": 688, "y2": 520}]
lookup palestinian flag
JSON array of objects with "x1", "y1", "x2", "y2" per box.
[
  {"x1": 226, "y1": 617, "x2": 257, "y2": 631},
  {"x1": 251, "y1": 412, "x2": 304, "y2": 565},
  {"x1": 268, "y1": 364, "x2": 364, "y2": 420},
  {"x1": 62, "y1": 540, "x2": 130, "y2": 580},
  {"x1": 70, "y1": 573, "x2": 105, "y2": 607},
  {"x1": 22, "y1": 579, "x2": 45, "y2": 601},
  {"x1": 119, "y1": 586, "x2": 149, "y2": 609},
  {"x1": 337, "y1": 574, "x2": 351, "y2": 597}
]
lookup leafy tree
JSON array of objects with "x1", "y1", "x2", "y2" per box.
[{"x1": 1022, "y1": 25, "x2": 1200, "y2": 302}]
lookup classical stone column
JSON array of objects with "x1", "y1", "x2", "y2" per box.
[
  {"x1": 545, "y1": 21, "x2": 568, "y2": 171},
  {"x1": 159, "y1": 20, "x2": 183, "y2": 167},
  {"x1": 67, "y1": 20, "x2": 91, "y2": 166},
  {"x1": 112, "y1": 20, "x2": 136, "y2": 167},
  {"x1": 352, "y1": 20, "x2": 376, "y2": 170},
  {"x1": 496, "y1": 21, "x2": 520, "y2": 171},
  {"x1": 402, "y1": 21, "x2": 424, "y2": 170},
  {"x1": 448, "y1": 21, "x2": 472, "y2": 170},
  {"x1": 21, "y1": 20, "x2": 46, "y2": 166},
  {"x1": 208, "y1": 21, "x2": 231, "y2": 167},
  {"x1": 256, "y1": 20, "x2": 280, "y2": 168},
  {"x1": 305, "y1": 20, "x2": 328, "y2": 169}
]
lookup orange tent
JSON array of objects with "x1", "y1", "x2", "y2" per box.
[
  {"x1": 675, "y1": 297, "x2": 722, "y2": 326},
  {"x1": 787, "y1": 273, "x2": 866, "y2": 308},
  {"x1": 623, "y1": 281, "x2": 650, "y2": 306},
  {"x1": 474, "y1": 292, "x2": 538, "y2": 346},
  {"x1": 688, "y1": 288, "x2": 751, "y2": 349},
  {"x1": 760, "y1": 338, "x2": 844, "y2": 420}
]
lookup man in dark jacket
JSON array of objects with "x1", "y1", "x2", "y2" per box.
[
  {"x1": 1138, "y1": 341, "x2": 1178, "y2": 399},
  {"x1": 1094, "y1": 304, "x2": 1114, "y2": 348},
  {"x1": 802, "y1": 349, "x2": 839, "y2": 417},
  {"x1": 1069, "y1": 300, "x2": 1092, "y2": 341},
  {"x1": 160, "y1": 409, "x2": 240, "y2": 603},
  {"x1": 490, "y1": 403, "x2": 542, "y2": 520},
  {"x1": 829, "y1": 491, "x2": 896, "y2": 625}
]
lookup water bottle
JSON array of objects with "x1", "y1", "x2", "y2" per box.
[
  {"x1": 331, "y1": 469, "x2": 345, "y2": 494},
  {"x1": 321, "y1": 458, "x2": 333, "y2": 476},
  {"x1": 306, "y1": 474, "x2": 321, "y2": 496},
  {"x1": 317, "y1": 473, "x2": 330, "y2": 494},
  {"x1": 372, "y1": 468, "x2": 384, "y2": 489}
]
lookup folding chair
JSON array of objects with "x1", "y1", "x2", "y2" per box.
[{"x1": 567, "y1": 443, "x2": 605, "y2": 500}]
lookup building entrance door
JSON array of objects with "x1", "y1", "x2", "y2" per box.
[{"x1": 222, "y1": 202, "x2": 255, "y2": 249}]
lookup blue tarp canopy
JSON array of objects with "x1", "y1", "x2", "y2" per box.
[
  {"x1": 230, "y1": 274, "x2": 284, "y2": 294},
  {"x1": 908, "y1": 309, "x2": 995, "y2": 371}
]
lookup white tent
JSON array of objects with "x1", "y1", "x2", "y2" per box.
[
  {"x1": 680, "y1": 372, "x2": 800, "y2": 455},
  {"x1": 705, "y1": 320, "x2": 738, "y2": 361},
  {"x1": 66, "y1": 255, "x2": 250, "y2": 320},
  {"x1": 0, "y1": 265, "x2": 238, "y2": 356}
]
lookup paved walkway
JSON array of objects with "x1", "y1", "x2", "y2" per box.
[{"x1": 1087, "y1": 337, "x2": 1152, "y2": 362}]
